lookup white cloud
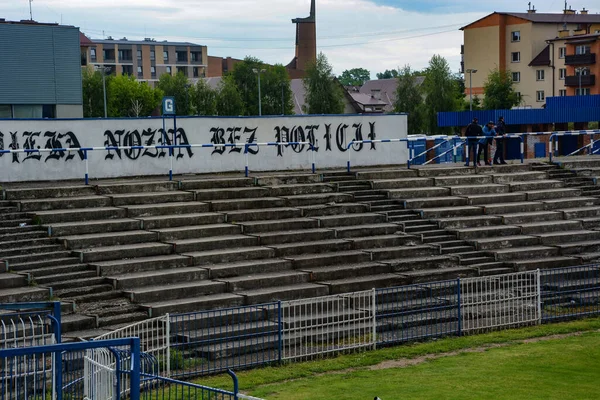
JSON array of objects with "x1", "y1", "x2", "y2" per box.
[{"x1": 0, "y1": 0, "x2": 596, "y2": 77}]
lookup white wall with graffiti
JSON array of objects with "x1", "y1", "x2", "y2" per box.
[{"x1": 0, "y1": 114, "x2": 407, "y2": 182}]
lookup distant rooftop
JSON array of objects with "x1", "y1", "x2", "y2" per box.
[
  {"x1": 0, "y1": 18, "x2": 75, "y2": 28},
  {"x1": 462, "y1": 10, "x2": 600, "y2": 30},
  {"x1": 90, "y1": 37, "x2": 203, "y2": 47}
]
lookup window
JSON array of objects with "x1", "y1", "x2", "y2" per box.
[
  {"x1": 536, "y1": 90, "x2": 545, "y2": 102},
  {"x1": 576, "y1": 45, "x2": 591, "y2": 55},
  {"x1": 176, "y1": 51, "x2": 188, "y2": 62},
  {"x1": 137, "y1": 66, "x2": 143, "y2": 75},
  {"x1": 559, "y1": 68, "x2": 567, "y2": 80},
  {"x1": 137, "y1": 49, "x2": 142, "y2": 59},
  {"x1": 118, "y1": 49, "x2": 132, "y2": 61},
  {"x1": 166, "y1": 66, "x2": 172, "y2": 74},
  {"x1": 576, "y1": 67, "x2": 590, "y2": 76},
  {"x1": 515, "y1": 91, "x2": 521, "y2": 99},
  {"x1": 191, "y1": 51, "x2": 202, "y2": 62},
  {"x1": 536, "y1": 70, "x2": 545, "y2": 81},
  {"x1": 511, "y1": 52, "x2": 520, "y2": 63},
  {"x1": 151, "y1": 66, "x2": 156, "y2": 76},
  {"x1": 103, "y1": 49, "x2": 115, "y2": 61},
  {"x1": 122, "y1": 65, "x2": 133, "y2": 75},
  {"x1": 512, "y1": 72, "x2": 521, "y2": 82},
  {"x1": 163, "y1": 50, "x2": 169, "y2": 61},
  {"x1": 559, "y1": 47, "x2": 566, "y2": 58},
  {"x1": 90, "y1": 48, "x2": 97, "y2": 61},
  {"x1": 511, "y1": 31, "x2": 521, "y2": 42},
  {"x1": 193, "y1": 67, "x2": 199, "y2": 77},
  {"x1": 150, "y1": 50, "x2": 155, "y2": 61},
  {"x1": 0, "y1": 105, "x2": 12, "y2": 118},
  {"x1": 176, "y1": 66, "x2": 188, "y2": 75},
  {"x1": 576, "y1": 88, "x2": 591, "y2": 96},
  {"x1": 559, "y1": 89, "x2": 567, "y2": 96}
]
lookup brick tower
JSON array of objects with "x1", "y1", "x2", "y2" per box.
[{"x1": 286, "y1": 0, "x2": 317, "y2": 79}]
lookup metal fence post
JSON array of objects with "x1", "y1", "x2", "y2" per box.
[
  {"x1": 277, "y1": 300, "x2": 283, "y2": 363},
  {"x1": 52, "y1": 301, "x2": 62, "y2": 344},
  {"x1": 520, "y1": 137, "x2": 525, "y2": 164},
  {"x1": 244, "y1": 144, "x2": 250, "y2": 177},
  {"x1": 130, "y1": 337, "x2": 141, "y2": 400},
  {"x1": 165, "y1": 313, "x2": 171, "y2": 377},
  {"x1": 536, "y1": 269, "x2": 542, "y2": 325},
  {"x1": 372, "y1": 288, "x2": 377, "y2": 350},
  {"x1": 457, "y1": 278, "x2": 462, "y2": 337},
  {"x1": 227, "y1": 369, "x2": 239, "y2": 399},
  {"x1": 84, "y1": 149, "x2": 89, "y2": 185}
]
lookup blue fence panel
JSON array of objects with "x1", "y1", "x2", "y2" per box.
[
  {"x1": 170, "y1": 302, "x2": 281, "y2": 377},
  {"x1": 540, "y1": 265, "x2": 600, "y2": 322},
  {"x1": 375, "y1": 280, "x2": 461, "y2": 346},
  {"x1": 0, "y1": 302, "x2": 62, "y2": 349},
  {"x1": 407, "y1": 138, "x2": 426, "y2": 165},
  {"x1": 547, "y1": 94, "x2": 600, "y2": 109}
]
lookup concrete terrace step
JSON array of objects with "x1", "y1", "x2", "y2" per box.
[
  {"x1": 554, "y1": 240, "x2": 600, "y2": 255},
  {"x1": 3, "y1": 185, "x2": 96, "y2": 200},
  {"x1": 453, "y1": 225, "x2": 522, "y2": 240},
  {"x1": 237, "y1": 283, "x2": 329, "y2": 304},
  {"x1": 109, "y1": 191, "x2": 194, "y2": 206},
  {"x1": 380, "y1": 255, "x2": 459, "y2": 272},
  {"x1": 333, "y1": 223, "x2": 400, "y2": 238},
  {"x1": 562, "y1": 207, "x2": 600, "y2": 219},
  {"x1": 47, "y1": 218, "x2": 142, "y2": 237},
  {"x1": 579, "y1": 217, "x2": 600, "y2": 229},
  {"x1": 493, "y1": 246, "x2": 560, "y2": 261},
  {"x1": 268, "y1": 183, "x2": 335, "y2": 197},
  {"x1": 92, "y1": 254, "x2": 191, "y2": 275},
  {"x1": 282, "y1": 193, "x2": 353, "y2": 207},
  {"x1": 32, "y1": 207, "x2": 128, "y2": 224},
  {"x1": 436, "y1": 215, "x2": 503, "y2": 229},
  {"x1": 483, "y1": 202, "x2": 546, "y2": 215},
  {"x1": 209, "y1": 197, "x2": 286, "y2": 212},
  {"x1": 403, "y1": 197, "x2": 468, "y2": 209},
  {"x1": 179, "y1": 177, "x2": 253, "y2": 190},
  {"x1": 502, "y1": 211, "x2": 563, "y2": 225},
  {"x1": 525, "y1": 188, "x2": 582, "y2": 201},
  {"x1": 108, "y1": 267, "x2": 207, "y2": 289},
  {"x1": 320, "y1": 273, "x2": 409, "y2": 294},
  {"x1": 287, "y1": 250, "x2": 372, "y2": 269},
  {"x1": 420, "y1": 206, "x2": 483, "y2": 219},
  {"x1": 218, "y1": 271, "x2": 310, "y2": 292},
  {"x1": 183, "y1": 246, "x2": 276, "y2": 265},
  {"x1": 414, "y1": 166, "x2": 473, "y2": 177},
  {"x1": 137, "y1": 212, "x2": 225, "y2": 229},
  {"x1": 510, "y1": 257, "x2": 581, "y2": 271},
  {"x1": 9, "y1": 257, "x2": 81, "y2": 273},
  {"x1": 0, "y1": 286, "x2": 50, "y2": 303},
  {"x1": 61, "y1": 230, "x2": 159, "y2": 249},
  {"x1": 399, "y1": 267, "x2": 477, "y2": 283},
  {"x1": 238, "y1": 218, "x2": 318, "y2": 233},
  {"x1": 255, "y1": 173, "x2": 320, "y2": 186},
  {"x1": 519, "y1": 220, "x2": 583, "y2": 235},
  {"x1": 0, "y1": 237, "x2": 55, "y2": 251},
  {"x1": 535, "y1": 230, "x2": 600, "y2": 245},
  {"x1": 74, "y1": 242, "x2": 173, "y2": 263},
  {"x1": 224, "y1": 207, "x2": 303, "y2": 222},
  {"x1": 508, "y1": 180, "x2": 564, "y2": 192},
  {"x1": 0, "y1": 273, "x2": 27, "y2": 289},
  {"x1": 449, "y1": 184, "x2": 509, "y2": 196},
  {"x1": 345, "y1": 234, "x2": 418, "y2": 249},
  {"x1": 269, "y1": 239, "x2": 354, "y2": 257},
  {"x1": 301, "y1": 262, "x2": 391, "y2": 281},
  {"x1": 471, "y1": 235, "x2": 541, "y2": 251},
  {"x1": 125, "y1": 281, "x2": 226, "y2": 303},
  {"x1": 153, "y1": 223, "x2": 241, "y2": 241},
  {"x1": 206, "y1": 259, "x2": 293, "y2": 279},
  {"x1": 254, "y1": 229, "x2": 335, "y2": 245},
  {"x1": 492, "y1": 171, "x2": 548, "y2": 184},
  {"x1": 316, "y1": 213, "x2": 387, "y2": 227},
  {"x1": 388, "y1": 187, "x2": 450, "y2": 199},
  {"x1": 16, "y1": 264, "x2": 91, "y2": 278},
  {"x1": 433, "y1": 175, "x2": 493, "y2": 186},
  {"x1": 299, "y1": 203, "x2": 369, "y2": 217},
  {"x1": 170, "y1": 235, "x2": 259, "y2": 253},
  {"x1": 541, "y1": 197, "x2": 598, "y2": 210},
  {"x1": 355, "y1": 169, "x2": 418, "y2": 180},
  {"x1": 18, "y1": 196, "x2": 112, "y2": 212},
  {"x1": 124, "y1": 202, "x2": 210, "y2": 217},
  {"x1": 95, "y1": 181, "x2": 177, "y2": 194},
  {"x1": 0, "y1": 244, "x2": 64, "y2": 258},
  {"x1": 193, "y1": 187, "x2": 270, "y2": 201},
  {"x1": 368, "y1": 245, "x2": 439, "y2": 261},
  {"x1": 144, "y1": 293, "x2": 245, "y2": 316},
  {"x1": 464, "y1": 193, "x2": 527, "y2": 206},
  {"x1": 1, "y1": 250, "x2": 73, "y2": 265},
  {"x1": 371, "y1": 178, "x2": 434, "y2": 190}
]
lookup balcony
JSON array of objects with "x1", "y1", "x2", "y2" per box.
[
  {"x1": 565, "y1": 53, "x2": 596, "y2": 65},
  {"x1": 564, "y1": 74, "x2": 596, "y2": 87}
]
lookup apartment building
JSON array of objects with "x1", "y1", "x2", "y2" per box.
[
  {"x1": 87, "y1": 38, "x2": 208, "y2": 85},
  {"x1": 461, "y1": 6, "x2": 600, "y2": 108},
  {"x1": 0, "y1": 19, "x2": 83, "y2": 118}
]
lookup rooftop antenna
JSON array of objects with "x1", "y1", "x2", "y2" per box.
[
  {"x1": 29, "y1": 0, "x2": 33, "y2": 20},
  {"x1": 528, "y1": 2, "x2": 531, "y2": 11}
]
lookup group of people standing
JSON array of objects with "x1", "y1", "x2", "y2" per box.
[{"x1": 464, "y1": 116, "x2": 507, "y2": 167}]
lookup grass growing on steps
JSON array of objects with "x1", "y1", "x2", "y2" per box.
[{"x1": 193, "y1": 317, "x2": 600, "y2": 393}]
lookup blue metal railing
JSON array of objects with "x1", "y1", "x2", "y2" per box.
[
  {"x1": 549, "y1": 130, "x2": 600, "y2": 162},
  {"x1": 140, "y1": 370, "x2": 239, "y2": 400}
]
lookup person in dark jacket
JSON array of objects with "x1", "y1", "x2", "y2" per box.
[
  {"x1": 493, "y1": 116, "x2": 507, "y2": 165},
  {"x1": 464, "y1": 118, "x2": 482, "y2": 167}
]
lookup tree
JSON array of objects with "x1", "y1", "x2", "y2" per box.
[
  {"x1": 216, "y1": 75, "x2": 245, "y2": 116},
  {"x1": 337, "y1": 68, "x2": 371, "y2": 86},
  {"x1": 394, "y1": 65, "x2": 425, "y2": 135},
  {"x1": 190, "y1": 79, "x2": 217, "y2": 116},
  {"x1": 229, "y1": 57, "x2": 294, "y2": 116},
  {"x1": 421, "y1": 55, "x2": 461, "y2": 134},
  {"x1": 107, "y1": 75, "x2": 163, "y2": 117},
  {"x1": 157, "y1": 73, "x2": 192, "y2": 115},
  {"x1": 303, "y1": 52, "x2": 345, "y2": 115},
  {"x1": 376, "y1": 69, "x2": 399, "y2": 80},
  {"x1": 82, "y1": 69, "x2": 108, "y2": 118},
  {"x1": 483, "y1": 68, "x2": 521, "y2": 110}
]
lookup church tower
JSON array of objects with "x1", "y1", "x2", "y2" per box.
[{"x1": 286, "y1": 0, "x2": 317, "y2": 79}]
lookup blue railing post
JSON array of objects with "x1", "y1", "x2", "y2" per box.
[
  {"x1": 168, "y1": 145, "x2": 174, "y2": 181},
  {"x1": 520, "y1": 137, "x2": 525, "y2": 164},
  {"x1": 83, "y1": 150, "x2": 89, "y2": 185},
  {"x1": 457, "y1": 278, "x2": 462, "y2": 337},
  {"x1": 244, "y1": 144, "x2": 250, "y2": 177},
  {"x1": 130, "y1": 337, "x2": 141, "y2": 400},
  {"x1": 227, "y1": 369, "x2": 239, "y2": 399},
  {"x1": 52, "y1": 301, "x2": 61, "y2": 343}
]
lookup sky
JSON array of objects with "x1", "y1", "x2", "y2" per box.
[{"x1": 0, "y1": 0, "x2": 594, "y2": 78}]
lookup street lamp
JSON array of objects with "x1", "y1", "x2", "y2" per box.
[
  {"x1": 95, "y1": 65, "x2": 111, "y2": 118},
  {"x1": 466, "y1": 69, "x2": 478, "y2": 111},
  {"x1": 575, "y1": 67, "x2": 585, "y2": 96},
  {"x1": 252, "y1": 68, "x2": 266, "y2": 116}
]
